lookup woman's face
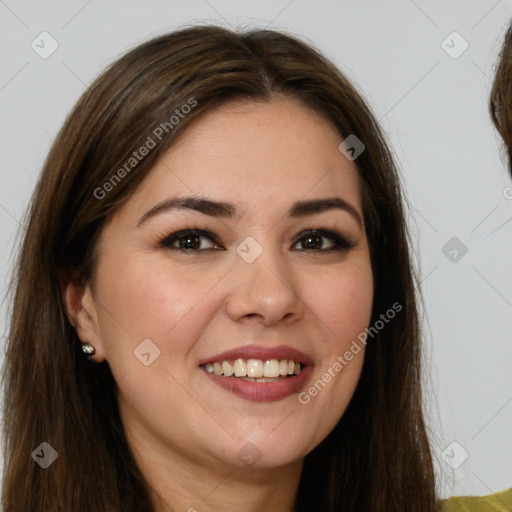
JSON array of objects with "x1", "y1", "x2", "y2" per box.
[{"x1": 81, "y1": 98, "x2": 373, "y2": 471}]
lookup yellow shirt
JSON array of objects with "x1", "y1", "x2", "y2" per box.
[{"x1": 440, "y1": 487, "x2": 512, "y2": 511}]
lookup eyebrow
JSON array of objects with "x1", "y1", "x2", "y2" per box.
[{"x1": 136, "y1": 196, "x2": 363, "y2": 228}]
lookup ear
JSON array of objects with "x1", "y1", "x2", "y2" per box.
[{"x1": 58, "y1": 267, "x2": 106, "y2": 362}]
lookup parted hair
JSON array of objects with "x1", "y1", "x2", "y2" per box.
[{"x1": 2, "y1": 25, "x2": 437, "y2": 511}]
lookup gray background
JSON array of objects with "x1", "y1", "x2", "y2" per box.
[{"x1": 1, "y1": 0, "x2": 511, "y2": 500}]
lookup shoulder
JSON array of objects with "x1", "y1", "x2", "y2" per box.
[{"x1": 439, "y1": 487, "x2": 512, "y2": 511}]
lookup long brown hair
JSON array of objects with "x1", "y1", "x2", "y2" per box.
[
  {"x1": 2, "y1": 25, "x2": 437, "y2": 511},
  {"x1": 490, "y1": 22, "x2": 512, "y2": 176}
]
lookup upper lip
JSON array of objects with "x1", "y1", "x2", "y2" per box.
[{"x1": 198, "y1": 344, "x2": 314, "y2": 367}]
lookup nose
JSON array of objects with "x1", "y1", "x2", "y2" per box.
[{"x1": 224, "y1": 243, "x2": 304, "y2": 326}]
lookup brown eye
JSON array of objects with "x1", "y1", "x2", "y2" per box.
[
  {"x1": 299, "y1": 234, "x2": 327, "y2": 250},
  {"x1": 293, "y1": 229, "x2": 355, "y2": 251},
  {"x1": 160, "y1": 229, "x2": 223, "y2": 251}
]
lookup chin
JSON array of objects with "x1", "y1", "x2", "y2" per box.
[{"x1": 214, "y1": 428, "x2": 314, "y2": 470}]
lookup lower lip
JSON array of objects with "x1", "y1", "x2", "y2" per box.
[{"x1": 201, "y1": 366, "x2": 313, "y2": 402}]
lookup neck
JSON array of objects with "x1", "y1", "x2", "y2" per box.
[{"x1": 125, "y1": 424, "x2": 303, "y2": 512}]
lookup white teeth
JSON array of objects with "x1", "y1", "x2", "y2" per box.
[
  {"x1": 234, "y1": 358, "x2": 247, "y2": 377},
  {"x1": 264, "y1": 359, "x2": 280, "y2": 378},
  {"x1": 222, "y1": 361, "x2": 234, "y2": 377},
  {"x1": 204, "y1": 358, "x2": 303, "y2": 379},
  {"x1": 247, "y1": 359, "x2": 264, "y2": 378},
  {"x1": 239, "y1": 377, "x2": 281, "y2": 382}
]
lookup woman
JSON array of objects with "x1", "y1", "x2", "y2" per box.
[{"x1": 1, "y1": 24, "x2": 507, "y2": 511}]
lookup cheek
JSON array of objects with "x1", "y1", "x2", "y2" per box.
[
  {"x1": 94, "y1": 253, "x2": 221, "y2": 362},
  {"x1": 304, "y1": 259, "x2": 374, "y2": 345},
  {"x1": 93, "y1": 256, "x2": 223, "y2": 425},
  {"x1": 290, "y1": 260, "x2": 373, "y2": 449}
]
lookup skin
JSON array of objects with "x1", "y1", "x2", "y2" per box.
[{"x1": 62, "y1": 97, "x2": 374, "y2": 512}]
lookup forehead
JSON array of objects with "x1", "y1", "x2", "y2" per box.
[{"x1": 114, "y1": 97, "x2": 363, "y2": 225}]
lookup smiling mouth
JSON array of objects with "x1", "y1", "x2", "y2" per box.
[{"x1": 200, "y1": 358, "x2": 303, "y2": 382}]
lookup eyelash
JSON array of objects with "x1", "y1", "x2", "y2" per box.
[{"x1": 158, "y1": 228, "x2": 356, "y2": 253}]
